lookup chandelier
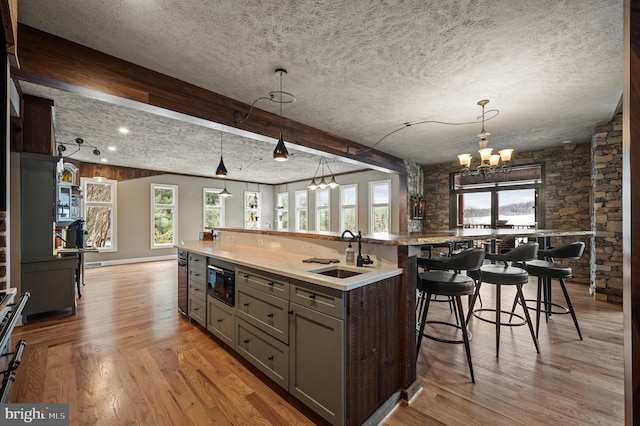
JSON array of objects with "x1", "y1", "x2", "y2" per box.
[
  {"x1": 308, "y1": 157, "x2": 339, "y2": 190},
  {"x1": 457, "y1": 100, "x2": 513, "y2": 176}
]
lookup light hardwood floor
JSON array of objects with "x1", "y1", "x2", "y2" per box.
[{"x1": 11, "y1": 261, "x2": 623, "y2": 425}]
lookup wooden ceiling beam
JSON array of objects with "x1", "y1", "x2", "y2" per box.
[{"x1": 12, "y1": 24, "x2": 407, "y2": 175}]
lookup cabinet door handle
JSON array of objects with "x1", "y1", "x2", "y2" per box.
[
  {"x1": 267, "y1": 313, "x2": 274, "y2": 318},
  {"x1": 243, "y1": 339, "x2": 250, "y2": 344},
  {"x1": 217, "y1": 319, "x2": 223, "y2": 323},
  {"x1": 243, "y1": 303, "x2": 250, "y2": 307},
  {"x1": 288, "y1": 310, "x2": 294, "y2": 315},
  {"x1": 244, "y1": 274, "x2": 250, "y2": 278},
  {"x1": 268, "y1": 282, "x2": 275, "y2": 287},
  {"x1": 268, "y1": 356, "x2": 274, "y2": 361},
  {"x1": 308, "y1": 294, "x2": 316, "y2": 300},
  {"x1": 193, "y1": 307, "x2": 199, "y2": 311}
]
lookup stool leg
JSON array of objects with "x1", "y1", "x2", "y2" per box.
[
  {"x1": 559, "y1": 278, "x2": 583, "y2": 340},
  {"x1": 455, "y1": 295, "x2": 474, "y2": 383},
  {"x1": 536, "y1": 276, "x2": 542, "y2": 339},
  {"x1": 517, "y1": 285, "x2": 540, "y2": 353},
  {"x1": 466, "y1": 282, "x2": 482, "y2": 325},
  {"x1": 416, "y1": 292, "x2": 432, "y2": 359},
  {"x1": 495, "y1": 284, "x2": 501, "y2": 358}
]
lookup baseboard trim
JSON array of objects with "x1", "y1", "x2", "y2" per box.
[{"x1": 86, "y1": 254, "x2": 177, "y2": 268}]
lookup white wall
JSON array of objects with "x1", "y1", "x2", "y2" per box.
[{"x1": 84, "y1": 169, "x2": 399, "y2": 264}]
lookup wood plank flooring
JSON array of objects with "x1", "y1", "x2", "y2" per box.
[{"x1": 10, "y1": 261, "x2": 623, "y2": 425}]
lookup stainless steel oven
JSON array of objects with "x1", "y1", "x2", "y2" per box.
[{"x1": 207, "y1": 258, "x2": 235, "y2": 307}]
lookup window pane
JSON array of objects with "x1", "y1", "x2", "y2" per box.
[
  {"x1": 277, "y1": 193, "x2": 288, "y2": 208},
  {"x1": 154, "y1": 188, "x2": 174, "y2": 205},
  {"x1": 372, "y1": 183, "x2": 389, "y2": 204},
  {"x1": 373, "y1": 206, "x2": 389, "y2": 232},
  {"x1": 498, "y1": 189, "x2": 536, "y2": 227},
  {"x1": 298, "y1": 210, "x2": 307, "y2": 230},
  {"x1": 279, "y1": 211, "x2": 289, "y2": 229},
  {"x1": 317, "y1": 189, "x2": 329, "y2": 207},
  {"x1": 205, "y1": 191, "x2": 220, "y2": 207},
  {"x1": 154, "y1": 208, "x2": 174, "y2": 244},
  {"x1": 85, "y1": 182, "x2": 112, "y2": 203},
  {"x1": 86, "y1": 206, "x2": 112, "y2": 248},
  {"x1": 461, "y1": 192, "x2": 491, "y2": 227},
  {"x1": 296, "y1": 192, "x2": 307, "y2": 207},
  {"x1": 205, "y1": 209, "x2": 220, "y2": 228},
  {"x1": 342, "y1": 187, "x2": 357, "y2": 205},
  {"x1": 318, "y1": 209, "x2": 330, "y2": 231},
  {"x1": 343, "y1": 207, "x2": 356, "y2": 230}
]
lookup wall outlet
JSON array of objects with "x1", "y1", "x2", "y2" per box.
[{"x1": 302, "y1": 244, "x2": 311, "y2": 253}]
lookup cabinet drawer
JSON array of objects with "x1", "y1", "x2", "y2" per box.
[
  {"x1": 290, "y1": 279, "x2": 344, "y2": 319},
  {"x1": 236, "y1": 283, "x2": 289, "y2": 344},
  {"x1": 236, "y1": 267, "x2": 289, "y2": 299},
  {"x1": 188, "y1": 279, "x2": 206, "y2": 302},
  {"x1": 188, "y1": 253, "x2": 206, "y2": 268},
  {"x1": 188, "y1": 265, "x2": 206, "y2": 285},
  {"x1": 188, "y1": 294, "x2": 206, "y2": 326},
  {"x1": 207, "y1": 296, "x2": 235, "y2": 348},
  {"x1": 236, "y1": 318, "x2": 289, "y2": 391}
]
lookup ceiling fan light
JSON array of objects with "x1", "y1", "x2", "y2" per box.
[
  {"x1": 273, "y1": 132, "x2": 289, "y2": 161},
  {"x1": 215, "y1": 156, "x2": 228, "y2": 177}
]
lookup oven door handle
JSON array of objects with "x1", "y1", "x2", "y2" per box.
[{"x1": 207, "y1": 265, "x2": 225, "y2": 274}]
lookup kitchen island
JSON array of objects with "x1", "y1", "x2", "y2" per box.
[{"x1": 177, "y1": 227, "x2": 592, "y2": 425}]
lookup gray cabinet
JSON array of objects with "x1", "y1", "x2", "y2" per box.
[
  {"x1": 187, "y1": 253, "x2": 206, "y2": 326},
  {"x1": 207, "y1": 295, "x2": 235, "y2": 347},
  {"x1": 289, "y1": 281, "x2": 345, "y2": 426}
]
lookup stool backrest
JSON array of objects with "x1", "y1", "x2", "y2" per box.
[
  {"x1": 493, "y1": 242, "x2": 539, "y2": 262},
  {"x1": 539, "y1": 241, "x2": 585, "y2": 260},
  {"x1": 436, "y1": 247, "x2": 485, "y2": 272}
]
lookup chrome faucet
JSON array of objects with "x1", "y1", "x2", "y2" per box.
[{"x1": 341, "y1": 230, "x2": 374, "y2": 267}]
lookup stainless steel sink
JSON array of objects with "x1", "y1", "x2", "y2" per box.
[{"x1": 311, "y1": 267, "x2": 364, "y2": 279}]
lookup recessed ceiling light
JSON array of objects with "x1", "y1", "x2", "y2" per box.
[
  {"x1": 562, "y1": 140, "x2": 572, "y2": 144},
  {"x1": 100, "y1": 158, "x2": 108, "y2": 163},
  {"x1": 108, "y1": 146, "x2": 116, "y2": 151},
  {"x1": 119, "y1": 127, "x2": 129, "y2": 134}
]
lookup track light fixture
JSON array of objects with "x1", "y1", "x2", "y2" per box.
[{"x1": 57, "y1": 137, "x2": 101, "y2": 159}]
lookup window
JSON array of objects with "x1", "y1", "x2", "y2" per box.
[
  {"x1": 295, "y1": 190, "x2": 308, "y2": 231},
  {"x1": 203, "y1": 188, "x2": 224, "y2": 229},
  {"x1": 369, "y1": 180, "x2": 390, "y2": 233},
  {"x1": 244, "y1": 191, "x2": 261, "y2": 229},
  {"x1": 340, "y1": 184, "x2": 358, "y2": 232},
  {"x1": 275, "y1": 192, "x2": 289, "y2": 231},
  {"x1": 452, "y1": 164, "x2": 542, "y2": 229},
  {"x1": 82, "y1": 178, "x2": 117, "y2": 251},
  {"x1": 316, "y1": 188, "x2": 330, "y2": 231},
  {"x1": 151, "y1": 184, "x2": 178, "y2": 248}
]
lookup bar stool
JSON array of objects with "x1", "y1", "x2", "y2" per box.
[
  {"x1": 516, "y1": 241, "x2": 585, "y2": 339},
  {"x1": 466, "y1": 242, "x2": 540, "y2": 357},
  {"x1": 416, "y1": 248, "x2": 485, "y2": 383}
]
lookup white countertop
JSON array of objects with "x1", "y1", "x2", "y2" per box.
[{"x1": 176, "y1": 240, "x2": 403, "y2": 291}]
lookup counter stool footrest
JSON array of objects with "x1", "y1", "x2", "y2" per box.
[
  {"x1": 472, "y1": 308, "x2": 527, "y2": 327},
  {"x1": 420, "y1": 319, "x2": 473, "y2": 344}
]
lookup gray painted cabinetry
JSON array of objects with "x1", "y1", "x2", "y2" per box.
[{"x1": 187, "y1": 253, "x2": 206, "y2": 326}]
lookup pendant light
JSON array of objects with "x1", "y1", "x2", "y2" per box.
[
  {"x1": 220, "y1": 182, "x2": 232, "y2": 197},
  {"x1": 215, "y1": 129, "x2": 228, "y2": 177},
  {"x1": 273, "y1": 69, "x2": 290, "y2": 161}
]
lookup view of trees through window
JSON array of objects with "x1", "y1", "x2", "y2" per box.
[
  {"x1": 204, "y1": 189, "x2": 222, "y2": 228},
  {"x1": 84, "y1": 180, "x2": 115, "y2": 249},
  {"x1": 153, "y1": 185, "x2": 177, "y2": 246}
]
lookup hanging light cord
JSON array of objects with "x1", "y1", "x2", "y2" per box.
[{"x1": 355, "y1": 109, "x2": 499, "y2": 154}]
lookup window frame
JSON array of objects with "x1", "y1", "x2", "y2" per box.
[
  {"x1": 369, "y1": 179, "x2": 391, "y2": 233},
  {"x1": 315, "y1": 187, "x2": 331, "y2": 232},
  {"x1": 275, "y1": 192, "x2": 289, "y2": 231},
  {"x1": 151, "y1": 183, "x2": 178, "y2": 249},
  {"x1": 81, "y1": 177, "x2": 117, "y2": 252},
  {"x1": 295, "y1": 190, "x2": 308, "y2": 231},
  {"x1": 203, "y1": 187, "x2": 225, "y2": 229},
  {"x1": 340, "y1": 184, "x2": 358, "y2": 232}
]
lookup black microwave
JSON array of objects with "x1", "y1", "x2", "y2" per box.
[{"x1": 207, "y1": 259, "x2": 235, "y2": 307}]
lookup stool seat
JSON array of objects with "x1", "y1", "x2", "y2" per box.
[
  {"x1": 419, "y1": 271, "x2": 475, "y2": 296},
  {"x1": 468, "y1": 265, "x2": 529, "y2": 285},
  {"x1": 524, "y1": 259, "x2": 572, "y2": 279}
]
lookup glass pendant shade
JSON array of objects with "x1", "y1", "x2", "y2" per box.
[
  {"x1": 215, "y1": 156, "x2": 228, "y2": 177},
  {"x1": 318, "y1": 178, "x2": 328, "y2": 189},
  {"x1": 478, "y1": 147, "x2": 493, "y2": 162},
  {"x1": 499, "y1": 148, "x2": 514, "y2": 162},
  {"x1": 489, "y1": 154, "x2": 501, "y2": 166},
  {"x1": 308, "y1": 179, "x2": 318, "y2": 190},
  {"x1": 458, "y1": 153, "x2": 472, "y2": 167},
  {"x1": 273, "y1": 132, "x2": 289, "y2": 161},
  {"x1": 220, "y1": 184, "x2": 232, "y2": 197},
  {"x1": 328, "y1": 176, "x2": 339, "y2": 188}
]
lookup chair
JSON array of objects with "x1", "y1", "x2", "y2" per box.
[
  {"x1": 416, "y1": 248, "x2": 486, "y2": 382},
  {"x1": 466, "y1": 242, "x2": 540, "y2": 357},
  {"x1": 515, "y1": 241, "x2": 586, "y2": 339}
]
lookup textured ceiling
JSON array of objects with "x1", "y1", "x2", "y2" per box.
[{"x1": 16, "y1": 0, "x2": 623, "y2": 183}]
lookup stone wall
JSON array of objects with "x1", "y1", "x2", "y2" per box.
[
  {"x1": 404, "y1": 160, "x2": 424, "y2": 233},
  {"x1": 422, "y1": 142, "x2": 593, "y2": 285},
  {"x1": 591, "y1": 114, "x2": 623, "y2": 302}
]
